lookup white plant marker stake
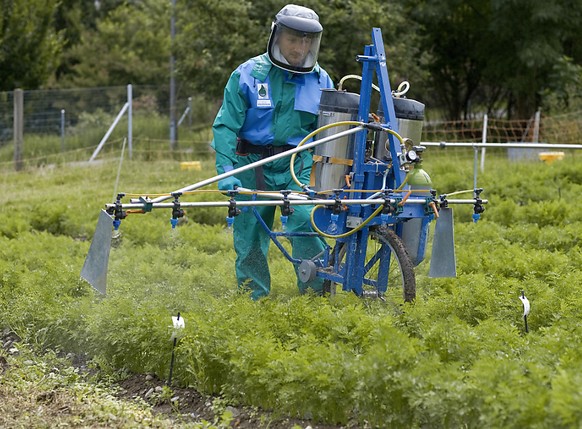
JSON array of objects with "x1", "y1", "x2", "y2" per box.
[
  {"x1": 171, "y1": 314, "x2": 185, "y2": 340},
  {"x1": 168, "y1": 313, "x2": 185, "y2": 385},
  {"x1": 519, "y1": 291, "x2": 530, "y2": 333}
]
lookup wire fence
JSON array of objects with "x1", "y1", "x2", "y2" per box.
[
  {"x1": 1, "y1": 86, "x2": 582, "y2": 171},
  {"x1": 0, "y1": 86, "x2": 164, "y2": 139},
  {"x1": 0, "y1": 85, "x2": 216, "y2": 170},
  {"x1": 423, "y1": 114, "x2": 582, "y2": 145}
]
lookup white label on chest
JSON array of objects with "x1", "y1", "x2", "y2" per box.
[{"x1": 256, "y1": 83, "x2": 272, "y2": 107}]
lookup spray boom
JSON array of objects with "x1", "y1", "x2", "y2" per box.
[{"x1": 81, "y1": 28, "x2": 487, "y2": 299}]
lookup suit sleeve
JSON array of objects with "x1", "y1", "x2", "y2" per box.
[{"x1": 211, "y1": 70, "x2": 248, "y2": 174}]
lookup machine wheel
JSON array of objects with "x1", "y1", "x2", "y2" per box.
[{"x1": 323, "y1": 226, "x2": 416, "y2": 302}]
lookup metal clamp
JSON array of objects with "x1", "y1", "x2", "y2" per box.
[
  {"x1": 139, "y1": 196, "x2": 154, "y2": 213},
  {"x1": 332, "y1": 189, "x2": 344, "y2": 215},
  {"x1": 392, "y1": 196, "x2": 404, "y2": 215},
  {"x1": 382, "y1": 188, "x2": 394, "y2": 215}
]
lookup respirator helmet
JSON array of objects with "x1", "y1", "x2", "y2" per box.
[{"x1": 267, "y1": 4, "x2": 323, "y2": 73}]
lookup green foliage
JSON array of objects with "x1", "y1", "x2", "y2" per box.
[
  {"x1": 174, "y1": 0, "x2": 424, "y2": 99},
  {"x1": 176, "y1": 0, "x2": 264, "y2": 98},
  {"x1": 0, "y1": 0, "x2": 63, "y2": 90},
  {"x1": 408, "y1": 0, "x2": 582, "y2": 119},
  {"x1": 61, "y1": 0, "x2": 170, "y2": 88},
  {"x1": 2, "y1": 155, "x2": 582, "y2": 427},
  {"x1": 3, "y1": 0, "x2": 582, "y2": 123},
  {"x1": 315, "y1": 0, "x2": 427, "y2": 88}
]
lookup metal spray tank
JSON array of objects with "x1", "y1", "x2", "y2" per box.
[
  {"x1": 374, "y1": 97, "x2": 425, "y2": 161},
  {"x1": 373, "y1": 95, "x2": 430, "y2": 266},
  {"x1": 312, "y1": 89, "x2": 360, "y2": 191}
]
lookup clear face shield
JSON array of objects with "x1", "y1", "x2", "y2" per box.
[{"x1": 268, "y1": 24, "x2": 322, "y2": 73}]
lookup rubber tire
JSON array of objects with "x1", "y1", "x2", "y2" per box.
[{"x1": 323, "y1": 226, "x2": 416, "y2": 302}]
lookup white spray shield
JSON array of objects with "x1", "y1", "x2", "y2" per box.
[
  {"x1": 80, "y1": 210, "x2": 114, "y2": 294},
  {"x1": 429, "y1": 207, "x2": 457, "y2": 278}
]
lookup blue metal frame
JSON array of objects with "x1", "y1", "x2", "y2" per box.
[
  {"x1": 252, "y1": 28, "x2": 434, "y2": 296},
  {"x1": 251, "y1": 206, "x2": 326, "y2": 266}
]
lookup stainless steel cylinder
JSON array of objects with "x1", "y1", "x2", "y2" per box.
[
  {"x1": 374, "y1": 97, "x2": 425, "y2": 161},
  {"x1": 313, "y1": 89, "x2": 360, "y2": 191}
]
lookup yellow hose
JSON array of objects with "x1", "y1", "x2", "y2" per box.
[
  {"x1": 441, "y1": 189, "x2": 475, "y2": 197},
  {"x1": 309, "y1": 204, "x2": 383, "y2": 239},
  {"x1": 337, "y1": 75, "x2": 410, "y2": 97},
  {"x1": 292, "y1": 121, "x2": 408, "y2": 239},
  {"x1": 338, "y1": 74, "x2": 381, "y2": 92},
  {"x1": 124, "y1": 119, "x2": 414, "y2": 240},
  {"x1": 309, "y1": 174, "x2": 410, "y2": 239}
]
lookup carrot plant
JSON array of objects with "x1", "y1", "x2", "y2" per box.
[{"x1": 1, "y1": 152, "x2": 582, "y2": 427}]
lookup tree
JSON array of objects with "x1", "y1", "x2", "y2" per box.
[
  {"x1": 316, "y1": 0, "x2": 426, "y2": 94},
  {"x1": 485, "y1": 0, "x2": 582, "y2": 118},
  {"x1": 407, "y1": 0, "x2": 492, "y2": 120},
  {"x1": 409, "y1": 0, "x2": 582, "y2": 120},
  {"x1": 175, "y1": 0, "x2": 264, "y2": 99},
  {"x1": 175, "y1": 0, "x2": 422, "y2": 101},
  {"x1": 0, "y1": 0, "x2": 62, "y2": 90},
  {"x1": 60, "y1": 0, "x2": 170, "y2": 88}
]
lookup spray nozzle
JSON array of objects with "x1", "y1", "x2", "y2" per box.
[
  {"x1": 380, "y1": 189, "x2": 394, "y2": 225},
  {"x1": 113, "y1": 193, "x2": 127, "y2": 219},
  {"x1": 381, "y1": 189, "x2": 393, "y2": 214},
  {"x1": 332, "y1": 189, "x2": 343, "y2": 215},
  {"x1": 280, "y1": 190, "x2": 294, "y2": 216},
  {"x1": 328, "y1": 213, "x2": 339, "y2": 234},
  {"x1": 438, "y1": 194, "x2": 449, "y2": 209},
  {"x1": 226, "y1": 193, "x2": 241, "y2": 232},
  {"x1": 171, "y1": 192, "x2": 185, "y2": 229},
  {"x1": 472, "y1": 188, "x2": 485, "y2": 222},
  {"x1": 108, "y1": 193, "x2": 127, "y2": 239},
  {"x1": 280, "y1": 190, "x2": 294, "y2": 231}
]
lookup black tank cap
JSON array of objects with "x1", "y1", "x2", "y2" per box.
[
  {"x1": 319, "y1": 89, "x2": 360, "y2": 114},
  {"x1": 378, "y1": 97, "x2": 425, "y2": 120}
]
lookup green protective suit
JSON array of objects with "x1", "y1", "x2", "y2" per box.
[{"x1": 212, "y1": 53, "x2": 334, "y2": 299}]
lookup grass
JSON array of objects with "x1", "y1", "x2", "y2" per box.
[
  {"x1": 2, "y1": 149, "x2": 582, "y2": 427},
  {"x1": 0, "y1": 341, "x2": 218, "y2": 429},
  {"x1": 0, "y1": 111, "x2": 215, "y2": 169}
]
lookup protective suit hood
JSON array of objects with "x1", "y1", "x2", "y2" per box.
[{"x1": 267, "y1": 4, "x2": 323, "y2": 74}]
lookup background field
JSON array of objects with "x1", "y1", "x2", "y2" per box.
[{"x1": 2, "y1": 148, "x2": 582, "y2": 428}]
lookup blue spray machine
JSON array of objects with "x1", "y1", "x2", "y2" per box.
[{"x1": 81, "y1": 28, "x2": 487, "y2": 299}]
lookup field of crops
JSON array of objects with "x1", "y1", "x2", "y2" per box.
[{"x1": 2, "y1": 150, "x2": 582, "y2": 428}]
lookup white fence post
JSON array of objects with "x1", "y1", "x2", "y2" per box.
[
  {"x1": 169, "y1": 0, "x2": 178, "y2": 150},
  {"x1": 13, "y1": 89, "x2": 23, "y2": 171},
  {"x1": 127, "y1": 84, "x2": 133, "y2": 160},
  {"x1": 61, "y1": 109, "x2": 66, "y2": 152},
  {"x1": 533, "y1": 110, "x2": 541, "y2": 143},
  {"x1": 178, "y1": 98, "x2": 192, "y2": 127},
  {"x1": 89, "y1": 102, "x2": 129, "y2": 162},
  {"x1": 480, "y1": 114, "x2": 488, "y2": 173}
]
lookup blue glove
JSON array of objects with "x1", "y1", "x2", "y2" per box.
[{"x1": 218, "y1": 176, "x2": 242, "y2": 191}]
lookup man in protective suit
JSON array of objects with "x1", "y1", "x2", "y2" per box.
[{"x1": 211, "y1": 4, "x2": 334, "y2": 299}]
